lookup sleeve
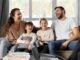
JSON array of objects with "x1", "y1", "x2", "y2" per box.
[
  {"x1": 70, "y1": 18, "x2": 78, "y2": 29},
  {"x1": 17, "y1": 34, "x2": 25, "y2": 43},
  {"x1": 44, "y1": 29, "x2": 54, "y2": 42},
  {"x1": 30, "y1": 34, "x2": 37, "y2": 44}
]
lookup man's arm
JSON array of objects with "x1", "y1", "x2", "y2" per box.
[
  {"x1": 68, "y1": 27, "x2": 80, "y2": 42},
  {"x1": 61, "y1": 27, "x2": 80, "y2": 49}
]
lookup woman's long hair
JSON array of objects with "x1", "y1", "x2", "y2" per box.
[{"x1": 4, "y1": 8, "x2": 20, "y2": 34}]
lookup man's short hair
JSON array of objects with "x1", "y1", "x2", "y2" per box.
[{"x1": 54, "y1": 6, "x2": 66, "y2": 14}]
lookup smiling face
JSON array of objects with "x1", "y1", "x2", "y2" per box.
[
  {"x1": 25, "y1": 25, "x2": 33, "y2": 33},
  {"x1": 13, "y1": 10, "x2": 22, "y2": 22},
  {"x1": 40, "y1": 19, "x2": 48, "y2": 30},
  {"x1": 55, "y1": 8, "x2": 65, "y2": 19},
  {"x1": 25, "y1": 22, "x2": 33, "y2": 33}
]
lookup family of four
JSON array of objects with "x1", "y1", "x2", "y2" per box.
[{"x1": 0, "y1": 6, "x2": 80, "y2": 60}]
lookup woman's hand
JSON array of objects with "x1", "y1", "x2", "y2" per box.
[{"x1": 11, "y1": 40, "x2": 17, "y2": 45}]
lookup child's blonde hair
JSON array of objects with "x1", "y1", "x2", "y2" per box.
[{"x1": 40, "y1": 18, "x2": 48, "y2": 24}]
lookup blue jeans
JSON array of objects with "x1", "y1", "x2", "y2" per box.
[
  {"x1": 10, "y1": 44, "x2": 40, "y2": 60},
  {"x1": 0, "y1": 38, "x2": 11, "y2": 59},
  {"x1": 0, "y1": 38, "x2": 14, "y2": 59},
  {"x1": 68, "y1": 40, "x2": 80, "y2": 60},
  {"x1": 48, "y1": 39, "x2": 79, "y2": 55}
]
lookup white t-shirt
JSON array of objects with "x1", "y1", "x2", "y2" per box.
[
  {"x1": 37, "y1": 28, "x2": 54, "y2": 42},
  {"x1": 51, "y1": 18, "x2": 78, "y2": 40},
  {"x1": 17, "y1": 33, "x2": 36, "y2": 44}
]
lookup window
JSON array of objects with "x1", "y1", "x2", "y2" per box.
[
  {"x1": 9, "y1": 0, "x2": 53, "y2": 27},
  {"x1": 32, "y1": 0, "x2": 52, "y2": 18},
  {"x1": 32, "y1": 20, "x2": 52, "y2": 27},
  {"x1": 9, "y1": 0, "x2": 29, "y2": 18},
  {"x1": 57, "y1": 0, "x2": 78, "y2": 18},
  {"x1": 9, "y1": 0, "x2": 78, "y2": 26}
]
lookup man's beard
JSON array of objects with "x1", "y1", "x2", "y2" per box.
[{"x1": 57, "y1": 14, "x2": 64, "y2": 19}]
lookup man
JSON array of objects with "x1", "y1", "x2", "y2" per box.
[{"x1": 49, "y1": 6, "x2": 80, "y2": 55}]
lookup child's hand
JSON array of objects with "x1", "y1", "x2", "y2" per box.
[
  {"x1": 25, "y1": 40, "x2": 30, "y2": 45},
  {"x1": 28, "y1": 43, "x2": 34, "y2": 50},
  {"x1": 37, "y1": 36, "x2": 44, "y2": 42},
  {"x1": 39, "y1": 42, "x2": 44, "y2": 46},
  {"x1": 37, "y1": 36, "x2": 42, "y2": 41}
]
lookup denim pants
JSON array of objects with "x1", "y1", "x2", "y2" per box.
[
  {"x1": 68, "y1": 40, "x2": 80, "y2": 60},
  {"x1": 10, "y1": 43, "x2": 40, "y2": 60},
  {"x1": 0, "y1": 38, "x2": 13, "y2": 59},
  {"x1": 48, "y1": 39, "x2": 79, "y2": 55}
]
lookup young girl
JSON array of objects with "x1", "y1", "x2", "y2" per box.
[
  {"x1": 17, "y1": 22, "x2": 36, "y2": 50},
  {"x1": 11, "y1": 22, "x2": 40, "y2": 60},
  {"x1": 37, "y1": 18, "x2": 54, "y2": 53}
]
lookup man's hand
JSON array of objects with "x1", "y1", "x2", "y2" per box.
[{"x1": 61, "y1": 41, "x2": 70, "y2": 49}]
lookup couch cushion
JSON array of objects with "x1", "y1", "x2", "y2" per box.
[{"x1": 58, "y1": 51, "x2": 72, "y2": 60}]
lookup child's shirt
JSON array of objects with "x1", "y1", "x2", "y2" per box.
[
  {"x1": 17, "y1": 33, "x2": 36, "y2": 44},
  {"x1": 37, "y1": 28, "x2": 54, "y2": 43}
]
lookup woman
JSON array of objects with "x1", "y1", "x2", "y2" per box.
[{"x1": 0, "y1": 8, "x2": 25, "y2": 60}]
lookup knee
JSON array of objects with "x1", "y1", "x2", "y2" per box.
[
  {"x1": 68, "y1": 41, "x2": 78, "y2": 50},
  {"x1": 0, "y1": 39, "x2": 9, "y2": 47},
  {"x1": 48, "y1": 41, "x2": 57, "y2": 49},
  {"x1": 1, "y1": 40, "x2": 7, "y2": 44}
]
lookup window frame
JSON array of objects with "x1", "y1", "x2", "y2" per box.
[{"x1": 20, "y1": 0, "x2": 56, "y2": 21}]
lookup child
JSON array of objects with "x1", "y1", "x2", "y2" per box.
[
  {"x1": 37, "y1": 18, "x2": 54, "y2": 53},
  {"x1": 11, "y1": 22, "x2": 40, "y2": 60},
  {"x1": 17, "y1": 22, "x2": 36, "y2": 50}
]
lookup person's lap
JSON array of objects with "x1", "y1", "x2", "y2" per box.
[
  {"x1": 68, "y1": 40, "x2": 80, "y2": 60},
  {"x1": 10, "y1": 43, "x2": 40, "y2": 60},
  {"x1": 0, "y1": 38, "x2": 13, "y2": 59},
  {"x1": 68, "y1": 40, "x2": 78, "y2": 50},
  {"x1": 38, "y1": 43, "x2": 49, "y2": 53},
  {"x1": 48, "y1": 39, "x2": 79, "y2": 55}
]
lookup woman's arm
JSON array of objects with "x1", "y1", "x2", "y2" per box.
[{"x1": 17, "y1": 34, "x2": 26, "y2": 43}]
